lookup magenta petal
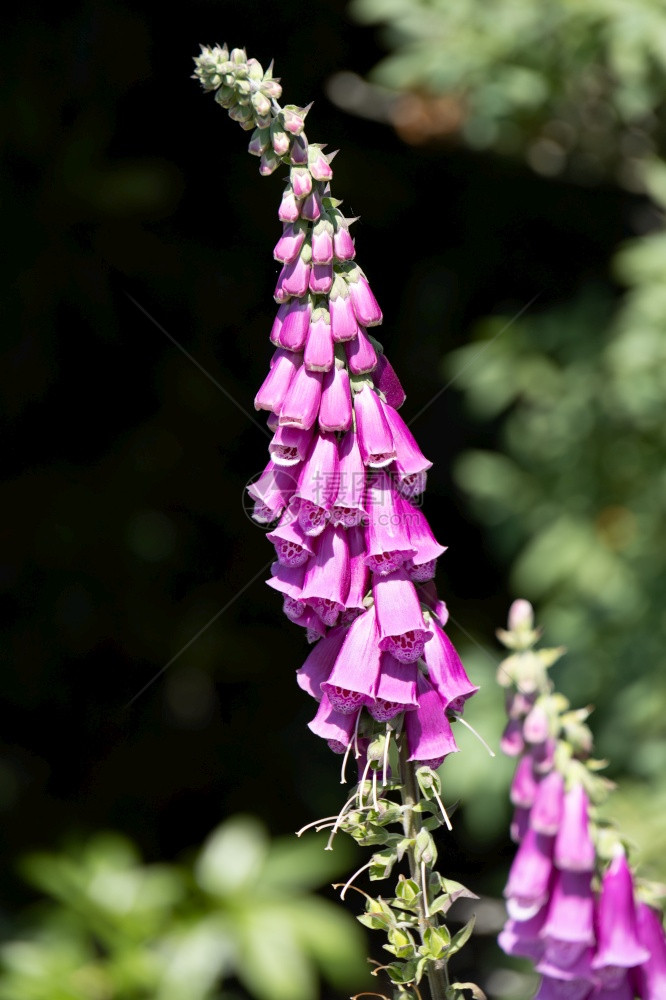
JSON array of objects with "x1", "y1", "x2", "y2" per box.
[
  {"x1": 330, "y1": 431, "x2": 366, "y2": 526},
  {"x1": 266, "y1": 560, "x2": 305, "y2": 600},
  {"x1": 592, "y1": 973, "x2": 634, "y2": 1000},
  {"x1": 319, "y1": 363, "x2": 352, "y2": 433},
  {"x1": 333, "y1": 223, "x2": 355, "y2": 261},
  {"x1": 321, "y1": 606, "x2": 382, "y2": 712},
  {"x1": 290, "y1": 165, "x2": 312, "y2": 199},
  {"x1": 542, "y1": 870, "x2": 595, "y2": 949},
  {"x1": 374, "y1": 352, "x2": 406, "y2": 409},
  {"x1": 309, "y1": 261, "x2": 333, "y2": 294},
  {"x1": 346, "y1": 327, "x2": 378, "y2": 375},
  {"x1": 510, "y1": 806, "x2": 531, "y2": 843},
  {"x1": 422, "y1": 622, "x2": 479, "y2": 713},
  {"x1": 418, "y1": 581, "x2": 449, "y2": 626},
  {"x1": 311, "y1": 221, "x2": 334, "y2": 264},
  {"x1": 374, "y1": 567, "x2": 432, "y2": 663},
  {"x1": 364, "y1": 471, "x2": 416, "y2": 575},
  {"x1": 275, "y1": 255, "x2": 311, "y2": 300},
  {"x1": 510, "y1": 753, "x2": 539, "y2": 808},
  {"x1": 269, "y1": 424, "x2": 314, "y2": 467},
  {"x1": 296, "y1": 626, "x2": 348, "y2": 700},
  {"x1": 534, "y1": 976, "x2": 593, "y2": 1000},
  {"x1": 383, "y1": 404, "x2": 432, "y2": 489},
  {"x1": 274, "y1": 222, "x2": 306, "y2": 263},
  {"x1": 278, "y1": 298, "x2": 312, "y2": 351},
  {"x1": 308, "y1": 693, "x2": 358, "y2": 746},
  {"x1": 270, "y1": 302, "x2": 290, "y2": 345},
  {"x1": 267, "y1": 513, "x2": 314, "y2": 567},
  {"x1": 501, "y1": 718, "x2": 526, "y2": 757},
  {"x1": 294, "y1": 431, "x2": 339, "y2": 509},
  {"x1": 344, "y1": 525, "x2": 370, "y2": 611},
  {"x1": 278, "y1": 185, "x2": 301, "y2": 222},
  {"x1": 301, "y1": 525, "x2": 351, "y2": 626},
  {"x1": 498, "y1": 906, "x2": 546, "y2": 960},
  {"x1": 301, "y1": 189, "x2": 322, "y2": 222},
  {"x1": 348, "y1": 271, "x2": 383, "y2": 327},
  {"x1": 304, "y1": 310, "x2": 334, "y2": 372},
  {"x1": 369, "y1": 655, "x2": 418, "y2": 721},
  {"x1": 635, "y1": 902, "x2": 666, "y2": 999},
  {"x1": 255, "y1": 350, "x2": 302, "y2": 413},
  {"x1": 536, "y1": 946, "x2": 596, "y2": 987},
  {"x1": 504, "y1": 826, "x2": 554, "y2": 918},
  {"x1": 400, "y1": 497, "x2": 447, "y2": 580},
  {"x1": 531, "y1": 769, "x2": 564, "y2": 835},
  {"x1": 405, "y1": 673, "x2": 458, "y2": 763},
  {"x1": 592, "y1": 849, "x2": 650, "y2": 972},
  {"x1": 279, "y1": 366, "x2": 323, "y2": 430},
  {"x1": 354, "y1": 385, "x2": 396, "y2": 468},
  {"x1": 247, "y1": 460, "x2": 298, "y2": 523},
  {"x1": 329, "y1": 287, "x2": 359, "y2": 342},
  {"x1": 554, "y1": 784, "x2": 596, "y2": 872},
  {"x1": 524, "y1": 703, "x2": 550, "y2": 743}
]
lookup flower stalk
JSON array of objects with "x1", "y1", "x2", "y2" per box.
[{"x1": 193, "y1": 43, "x2": 485, "y2": 1000}]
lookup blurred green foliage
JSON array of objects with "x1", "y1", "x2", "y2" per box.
[{"x1": 0, "y1": 816, "x2": 368, "y2": 1000}]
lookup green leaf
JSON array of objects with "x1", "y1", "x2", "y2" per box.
[
  {"x1": 235, "y1": 905, "x2": 316, "y2": 1000},
  {"x1": 395, "y1": 878, "x2": 419, "y2": 904},
  {"x1": 447, "y1": 916, "x2": 476, "y2": 958},
  {"x1": 195, "y1": 816, "x2": 268, "y2": 898},
  {"x1": 447, "y1": 983, "x2": 487, "y2": 999},
  {"x1": 283, "y1": 897, "x2": 370, "y2": 990},
  {"x1": 422, "y1": 924, "x2": 451, "y2": 959}
]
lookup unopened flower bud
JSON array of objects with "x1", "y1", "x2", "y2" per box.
[
  {"x1": 311, "y1": 220, "x2": 334, "y2": 264},
  {"x1": 229, "y1": 104, "x2": 253, "y2": 125},
  {"x1": 270, "y1": 120, "x2": 290, "y2": 156},
  {"x1": 251, "y1": 90, "x2": 271, "y2": 119},
  {"x1": 248, "y1": 127, "x2": 270, "y2": 157},
  {"x1": 230, "y1": 47, "x2": 247, "y2": 65},
  {"x1": 282, "y1": 102, "x2": 312, "y2": 135},
  {"x1": 278, "y1": 185, "x2": 300, "y2": 222},
  {"x1": 214, "y1": 85, "x2": 235, "y2": 109},
  {"x1": 246, "y1": 58, "x2": 264, "y2": 81},
  {"x1": 301, "y1": 188, "x2": 322, "y2": 221},
  {"x1": 290, "y1": 135, "x2": 309, "y2": 165},
  {"x1": 290, "y1": 166, "x2": 312, "y2": 199},
  {"x1": 308, "y1": 144, "x2": 333, "y2": 181},
  {"x1": 260, "y1": 148, "x2": 283, "y2": 176},
  {"x1": 262, "y1": 78, "x2": 283, "y2": 99}
]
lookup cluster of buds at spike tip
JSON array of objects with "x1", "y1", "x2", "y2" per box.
[
  {"x1": 497, "y1": 600, "x2": 666, "y2": 1000},
  {"x1": 196, "y1": 45, "x2": 487, "y2": 1000}
]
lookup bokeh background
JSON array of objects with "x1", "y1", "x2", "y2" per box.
[{"x1": 3, "y1": 1, "x2": 666, "y2": 998}]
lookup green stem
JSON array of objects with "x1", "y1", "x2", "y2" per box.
[{"x1": 398, "y1": 738, "x2": 450, "y2": 1000}]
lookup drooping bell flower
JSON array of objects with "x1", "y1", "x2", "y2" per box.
[
  {"x1": 301, "y1": 189, "x2": 322, "y2": 223},
  {"x1": 346, "y1": 327, "x2": 378, "y2": 375},
  {"x1": 531, "y1": 769, "x2": 565, "y2": 836},
  {"x1": 346, "y1": 266, "x2": 383, "y2": 327},
  {"x1": 510, "y1": 806, "x2": 530, "y2": 843},
  {"x1": 501, "y1": 718, "x2": 526, "y2": 757},
  {"x1": 255, "y1": 348, "x2": 302, "y2": 413},
  {"x1": 269, "y1": 423, "x2": 313, "y2": 466},
  {"x1": 270, "y1": 301, "x2": 290, "y2": 345},
  {"x1": 634, "y1": 902, "x2": 666, "y2": 999},
  {"x1": 308, "y1": 693, "x2": 359, "y2": 748},
  {"x1": 273, "y1": 221, "x2": 306, "y2": 262},
  {"x1": 267, "y1": 512, "x2": 314, "y2": 567},
  {"x1": 300, "y1": 524, "x2": 351, "y2": 626},
  {"x1": 373, "y1": 567, "x2": 433, "y2": 663},
  {"x1": 541, "y1": 870, "x2": 596, "y2": 962},
  {"x1": 422, "y1": 621, "x2": 479, "y2": 713},
  {"x1": 292, "y1": 606, "x2": 327, "y2": 643},
  {"x1": 354, "y1": 384, "x2": 396, "y2": 468},
  {"x1": 383, "y1": 404, "x2": 432, "y2": 497},
  {"x1": 504, "y1": 825, "x2": 555, "y2": 920},
  {"x1": 592, "y1": 973, "x2": 633, "y2": 1000},
  {"x1": 374, "y1": 351, "x2": 406, "y2": 410},
  {"x1": 291, "y1": 431, "x2": 339, "y2": 536},
  {"x1": 321, "y1": 605, "x2": 382, "y2": 713},
  {"x1": 405, "y1": 672, "x2": 458, "y2": 766},
  {"x1": 278, "y1": 183, "x2": 300, "y2": 222},
  {"x1": 319, "y1": 360, "x2": 352, "y2": 433},
  {"x1": 330, "y1": 430, "x2": 366, "y2": 526},
  {"x1": 278, "y1": 297, "x2": 312, "y2": 351},
  {"x1": 532, "y1": 736, "x2": 557, "y2": 774},
  {"x1": 311, "y1": 219, "x2": 333, "y2": 263},
  {"x1": 329, "y1": 276, "x2": 359, "y2": 342},
  {"x1": 400, "y1": 497, "x2": 447, "y2": 582},
  {"x1": 304, "y1": 307, "x2": 334, "y2": 372},
  {"x1": 332, "y1": 216, "x2": 355, "y2": 261},
  {"x1": 523, "y1": 702, "x2": 550, "y2": 744},
  {"x1": 265, "y1": 560, "x2": 305, "y2": 608},
  {"x1": 289, "y1": 165, "x2": 312, "y2": 198},
  {"x1": 534, "y1": 976, "x2": 592, "y2": 1000},
  {"x1": 497, "y1": 906, "x2": 546, "y2": 960},
  {"x1": 364, "y1": 471, "x2": 416, "y2": 576},
  {"x1": 296, "y1": 626, "x2": 348, "y2": 700},
  {"x1": 309, "y1": 261, "x2": 333, "y2": 294},
  {"x1": 554, "y1": 784, "x2": 596, "y2": 872},
  {"x1": 275, "y1": 250, "x2": 311, "y2": 300},
  {"x1": 591, "y1": 847, "x2": 650, "y2": 977},
  {"x1": 535, "y1": 947, "x2": 596, "y2": 995},
  {"x1": 368, "y1": 655, "x2": 418, "y2": 721},
  {"x1": 510, "y1": 752, "x2": 539, "y2": 809},
  {"x1": 418, "y1": 580, "x2": 449, "y2": 626},
  {"x1": 247, "y1": 460, "x2": 298, "y2": 523},
  {"x1": 279, "y1": 364, "x2": 323, "y2": 430},
  {"x1": 344, "y1": 525, "x2": 370, "y2": 614}
]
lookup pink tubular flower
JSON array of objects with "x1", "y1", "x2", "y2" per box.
[
  {"x1": 321, "y1": 605, "x2": 382, "y2": 713},
  {"x1": 304, "y1": 308, "x2": 333, "y2": 372},
  {"x1": 333, "y1": 218, "x2": 355, "y2": 261},
  {"x1": 330, "y1": 431, "x2": 366, "y2": 527},
  {"x1": 510, "y1": 806, "x2": 530, "y2": 843},
  {"x1": 291, "y1": 431, "x2": 339, "y2": 536},
  {"x1": 422, "y1": 621, "x2": 478, "y2": 712},
  {"x1": 255, "y1": 349, "x2": 302, "y2": 413},
  {"x1": 309, "y1": 261, "x2": 333, "y2": 294},
  {"x1": 301, "y1": 189, "x2": 322, "y2": 222},
  {"x1": 635, "y1": 902, "x2": 666, "y2": 999},
  {"x1": 278, "y1": 184, "x2": 300, "y2": 222},
  {"x1": 400, "y1": 497, "x2": 447, "y2": 582},
  {"x1": 369, "y1": 655, "x2": 418, "y2": 721},
  {"x1": 311, "y1": 220, "x2": 333, "y2": 263},
  {"x1": 498, "y1": 907, "x2": 546, "y2": 960},
  {"x1": 524, "y1": 703, "x2": 550, "y2": 744},
  {"x1": 591, "y1": 848, "x2": 650, "y2": 977},
  {"x1": 268, "y1": 423, "x2": 313, "y2": 466},
  {"x1": 354, "y1": 385, "x2": 396, "y2": 468},
  {"x1": 534, "y1": 977, "x2": 592, "y2": 1000},
  {"x1": 405, "y1": 672, "x2": 458, "y2": 765},
  {"x1": 347, "y1": 268, "x2": 383, "y2": 326},
  {"x1": 290, "y1": 165, "x2": 312, "y2": 198},
  {"x1": 542, "y1": 871, "x2": 596, "y2": 959},
  {"x1": 273, "y1": 222, "x2": 306, "y2": 262},
  {"x1": 275, "y1": 252, "x2": 311, "y2": 300},
  {"x1": 279, "y1": 365, "x2": 323, "y2": 430},
  {"x1": 418, "y1": 580, "x2": 449, "y2": 626},
  {"x1": 504, "y1": 825, "x2": 555, "y2": 920},
  {"x1": 383, "y1": 404, "x2": 432, "y2": 496},
  {"x1": 308, "y1": 693, "x2": 359, "y2": 747},
  {"x1": 531, "y1": 769, "x2": 565, "y2": 835},
  {"x1": 296, "y1": 626, "x2": 347, "y2": 700},
  {"x1": 374, "y1": 351, "x2": 406, "y2": 409},
  {"x1": 319, "y1": 361, "x2": 352, "y2": 433},
  {"x1": 278, "y1": 298, "x2": 312, "y2": 351},
  {"x1": 554, "y1": 784, "x2": 596, "y2": 873},
  {"x1": 345, "y1": 327, "x2": 378, "y2": 375},
  {"x1": 364, "y1": 471, "x2": 416, "y2": 576},
  {"x1": 373, "y1": 567, "x2": 432, "y2": 663},
  {"x1": 301, "y1": 525, "x2": 350, "y2": 626},
  {"x1": 510, "y1": 753, "x2": 539, "y2": 809},
  {"x1": 500, "y1": 718, "x2": 526, "y2": 757},
  {"x1": 328, "y1": 278, "x2": 359, "y2": 342},
  {"x1": 344, "y1": 524, "x2": 370, "y2": 615},
  {"x1": 267, "y1": 513, "x2": 314, "y2": 567}
]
